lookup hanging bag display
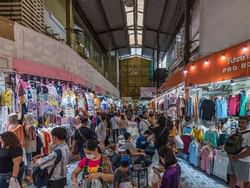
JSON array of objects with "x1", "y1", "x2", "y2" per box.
[
  {"x1": 32, "y1": 149, "x2": 62, "y2": 187},
  {"x1": 224, "y1": 129, "x2": 250, "y2": 155}
]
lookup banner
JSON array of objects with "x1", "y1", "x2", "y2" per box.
[{"x1": 140, "y1": 87, "x2": 157, "y2": 98}]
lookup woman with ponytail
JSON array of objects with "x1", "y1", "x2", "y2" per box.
[{"x1": 158, "y1": 146, "x2": 181, "y2": 188}]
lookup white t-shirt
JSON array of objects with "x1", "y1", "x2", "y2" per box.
[
  {"x1": 111, "y1": 116, "x2": 119, "y2": 130},
  {"x1": 239, "y1": 129, "x2": 250, "y2": 162}
]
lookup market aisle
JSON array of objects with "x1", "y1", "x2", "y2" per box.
[
  {"x1": 179, "y1": 158, "x2": 228, "y2": 188},
  {"x1": 27, "y1": 159, "x2": 229, "y2": 188}
]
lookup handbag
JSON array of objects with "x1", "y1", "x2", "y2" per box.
[
  {"x1": 8, "y1": 177, "x2": 21, "y2": 188},
  {"x1": 32, "y1": 149, "x2": 62, "y2": 187}
]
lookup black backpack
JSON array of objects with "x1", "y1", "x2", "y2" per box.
[
  {"x1": 224, "y1": 129, "x2": 250, "y2": 155},
  {"x1": 33, "y1": 149, "x2": 62, "y2": 187}
]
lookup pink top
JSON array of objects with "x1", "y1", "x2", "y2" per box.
[
  {"x1": 200, "y1": 145, "x2": 215, "y2": 174},
  {"x1": 228, "y1": 95, "x2": 240, "y2": 116}
]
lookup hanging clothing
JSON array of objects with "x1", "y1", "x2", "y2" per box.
[
  {"x1": 181, "y1": 135, "x2": 192, "y2": 154},
  {"x1": 228, "y1": 95, "x2": 240, "y2": 116},
  {"x1": 8, "y1": 124, "x2": 25, "y2": 148},
  {"x1": 203, "y1": 129, "x2": 219, "y2": 148},
  {"x1": 1, "y1": 89, "x2": 13, "y2": 110},
  {"x1": 188, "y1": 140, "x2": 200, "y2": 167},
  {"x1": 239, "y1": 91, "x2": 249, "y2": 116},
  {"x1": 213, "y1": 149, "x2": 229, "y2": 182},
  {"x1": 200, "y1": 99, "x2": 215, "y2": 121},
  {"x1": 191, "y1": 128, "x2": 203, "y2": 143},
  {"x1": 200, "y1": 145, "x2": 215, "y2": 175},
  {"x1": 215, "y1": 98, "x2": 228, "y2": 119}
]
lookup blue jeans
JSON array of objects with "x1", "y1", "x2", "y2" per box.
[{"x1": 0, "y1": 172, "x2": 11, "y2": 188}]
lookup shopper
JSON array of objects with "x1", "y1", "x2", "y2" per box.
[
  {"x1": 114, "y1": 157, "x2": 132, "y2": 188},
  {"x1": 34, "y1": 127, "x2": 69, "y2": 188},
  {"x1": 110, "y1": 112, "x2": 120, "y2": 143},
  {"x1": 96, "y1": 113, "x2": 107, "y2": 149},
  {"x1": 7, "y1": 113, "x2": 25, "y2": 148},
  {"x1": 23, "y1": 113, "x2": 37, "y2": 184},
  {"x1": 150, "y1": 114, "x2": 169, "y2": 151},
  {"x1": 0, "y1": 131, "x2": 24, "y2": 188},
  {"x1": 74, "y1": 115, "x2": 82, "y2": 129},
  {"x1": 158, "y1": 145, "x2": 181, "y2": 188},
  {"x1": 72, "y1": 117, "x2": 94, "y2": 158},
  {"x1": 139, "y1": 111, "x2": 150, "y2": 134},
  {"x1": 118, "y1": 114, "x2": 128, "y2": 135},
  {"x1": 127, "y1": 115, "x2": 139, "y2": 140},
  {"x1": 71, "y1": 139, "x2": 114, "y2": 188},
  {"x1": 136, "y1": 130, "x2": 155, "y2": 158},
  {"x1": 228, "y1": 116, "x2": 250, "y2": 188},
  {"x1": 124, "y1": 132, "x2": 152, "y2": 167}
]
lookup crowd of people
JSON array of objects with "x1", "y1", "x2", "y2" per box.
[{"x1": 0, "y1": 109, "x2": 250, "y2": 188}]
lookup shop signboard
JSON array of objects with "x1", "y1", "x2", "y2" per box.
[{"x1": 140, "y1": 87, "x2": 157, "y2": 98}]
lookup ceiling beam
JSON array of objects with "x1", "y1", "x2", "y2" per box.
[
  {"x1": 96, "y1": 26, "x2": 173, "y2": 36},
  {"x1": 120, "y1": 0, "x2": 130, "y2": 55},
  {"x1": 73, "y1": 0, "x2": 107, "y2": 53},
  {"x1": 99, "y1": 0, "x2": 118, "y2": 51}
]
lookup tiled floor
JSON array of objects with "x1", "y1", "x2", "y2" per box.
[{"x1": 179, "y1": 158, "x2": 228, "y2": 188}]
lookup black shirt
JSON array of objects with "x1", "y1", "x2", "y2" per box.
[
  {"x1": 0, "y1": 146, "x2": 23, "y2": 173},
  {"x1": 74, "y1": 126, "x2": 94, "y2": 153},
  {"x1": 150, "y1": 125, "x2": 169, "y2": 148}
]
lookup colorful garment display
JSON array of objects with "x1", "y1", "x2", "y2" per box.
[
  {"x1": 200, "y1": 145, "x2": 215, "y2": 175},
  {"x1": 188, "y1": 140, "x2": 200, "y2": 167},
  {"x1": 215, "y1": 97, "x2": 228, "y2": 119}
]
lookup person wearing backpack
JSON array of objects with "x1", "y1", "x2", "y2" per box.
[
  {"x1": 71, "y1": 139, "x2": 114, "y2": 188},
  {"x1": 72, "y1": 117, "x2": 95, "y2": 158},
  {"x1": 227, "y1": 116, "x2": 250, "y2": 188},
  {"x1": 34, "y1": 127, "x2": 69, "y2": 188}
]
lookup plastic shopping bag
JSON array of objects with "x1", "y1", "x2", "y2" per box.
[{"x1": 8, "y1": 177, "x2": 21, "y2": 188}]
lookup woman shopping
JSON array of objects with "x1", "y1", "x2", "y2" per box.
[
  {"x1": 71, "y1": 139, "x2": 114, "y2": 188},
  {"x1": 0, "y1": 131, "x2": 24, "y2": 188},
  {"x1": 158, "y1": 146, "x2": 181, "y2": 188}
]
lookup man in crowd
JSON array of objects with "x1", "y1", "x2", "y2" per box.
[
  {"x1": 136, "y1": 130, "x2": 155, "y2": 158},
  {"x1": 110, "y1": 112, "x2": 120, "y2": 143},
  {"x1": 35, "y1": 127, "x2": 69, "y2": 187},
  {"x1": 228, "y1": 116, "x2": 250, "y2": 188},
  {"x1": 72, "y1": 117, "x2": 94, "y2": 158},
  {"x1": 139, "y1": 111, "x2": 150, "y2": 134}
]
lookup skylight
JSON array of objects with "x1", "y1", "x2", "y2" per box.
[{"x1": 124, "y1": 0, "x2": 145, "y2": 49}]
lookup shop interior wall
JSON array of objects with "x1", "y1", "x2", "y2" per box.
[
  {"x1": 199, "y1": 0, "x2": 250, "y2": 55},
  {"x1": 119, "y1": 57, "x2": 152, "y2": 98}
]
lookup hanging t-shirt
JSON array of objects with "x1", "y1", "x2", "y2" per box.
[
  {"x1": 191, "y1": 128, "x2": 203, "y2": 143},
  {"x1": 200, "y1": 99, "x2": 215, "y2": 121},
  {"x1": 215, "y1": 98, "x2": 228, "y2": 119},
  {"x1": 203, "y1": 129, "x2": 218, "y2": 147},
  {"x1": 239, "y1": 91, "x2": 249, "y2": 116},
  {"x1": 1, "y1": 89, "x2": 13, "y2": 109},
  {"x1": 47, "y1": 84, "x2": 58, "y2": 99},
  {"x1": 228, "y1": 95, "x2": 240, "y2": 116}
]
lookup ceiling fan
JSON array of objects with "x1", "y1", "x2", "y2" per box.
[{"x1": 124, "y1": 0, "x2": 135, "y2": 7}]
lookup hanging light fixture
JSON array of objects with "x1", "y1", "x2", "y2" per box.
[
  {"x1": 204, "y1": 60, "x2": 209, "y2": 65},
  {"x1": 221, "y1": 53, "x2": 226, "y2": 60},
  {"x1": 242, "y1": 46, "x2": 248, "y2": 53},
  {"x1": 183, "y1": 69, "x2": 188, "y2": 74}
]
